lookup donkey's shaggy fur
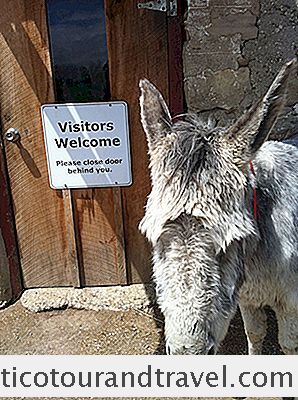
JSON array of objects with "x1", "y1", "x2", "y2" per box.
[{"x1": 139, "y1": 59, "x2": 298, "y2": 355}]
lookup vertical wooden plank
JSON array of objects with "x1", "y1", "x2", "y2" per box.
[
  {"x1": 68, "y1": 3, "x2": 128, "y2": 287},
  {"x1": 73, "y1": 187, "x2": 126, "y2": 286},
  {"x1": 105, "y1": 1, "x2": 169, "y2": 283},
  {"x1": 0, "y1": 138, "x2": 22, "y2": 300},
  {"x1": 111, "y1": 187, "x2": 127, "y2": 285},
  {"x1": 0, "y1": 0, "x2": 80, "y2": 287},
  {"x1": 62, "y1": 190, "x2": 81, "y2": 286}
]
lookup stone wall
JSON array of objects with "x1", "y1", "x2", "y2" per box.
[{"x1": 183, "y1": 0, "x2": 298, "y2": 137}]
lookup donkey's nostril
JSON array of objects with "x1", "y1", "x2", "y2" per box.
[{"x1": 207, "y1": 346, "x2": 215, "y2": 355}]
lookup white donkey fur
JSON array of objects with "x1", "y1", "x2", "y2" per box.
[{"x1": 139, "y1": 59, "x2": 298, "y2": 356}]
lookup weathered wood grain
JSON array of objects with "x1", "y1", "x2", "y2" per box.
[
  {"x1": 0, "y1": 138, "x2": 21, "y2": 301},
  {"x1": 0, "y1": 0, "x2": 79, "y2": 287},
  {"x1": 0, "y1": 0, "x2": 184, "y2": 288},
  {"x1": 73, "y1": 187, "x2": 126, "y2": 286},
  {"x1": 62, "y1": 190, "x2": 81, "y2": 286},
  {"x1": 105, "y1": 0, "x2": 169, "y2": 283}
]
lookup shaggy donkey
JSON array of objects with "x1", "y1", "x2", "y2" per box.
[{"x1": 139, "y1": 58, "x2": 298, "y2": 355}]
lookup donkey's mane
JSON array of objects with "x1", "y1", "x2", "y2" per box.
[{"x1": 165, "y1": 115, "x2": 224, "y2": 191}]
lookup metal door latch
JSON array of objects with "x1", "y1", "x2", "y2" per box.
[
  {"x1": 5, "y1": 128, "x2": 21, "y2": 143},
  {"x1": 137, "y1": 0, "x2": 177, "y2": 16}
]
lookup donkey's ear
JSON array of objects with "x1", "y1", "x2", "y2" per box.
[
  {"x1": 224, "y1": 58, "x2": 297, "y2": 165},
  {"x1": 139, "y1": 79, "x2": 172, "y2": 149}
]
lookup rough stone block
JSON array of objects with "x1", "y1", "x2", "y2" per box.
[
  {"x1": 188, "y1": 0, "x2": 209, "y2": 7},
  {"x1": 211, "y1": 0, "x2": 260, "y2": 15},
  {"x1": 185, "y1": 7, "x2": 211, "y2": 35},
  {"x1": 185, "y1": 67, "x2": 251, "y2": 112},
  {"x1": 187, "y1": 31, "x2": 242, "y2": 52},
  {"x1": 210, "y1": 9, "x2": 258, "y2": 39},
  {"x1": 183, "y1": 35, "x2": 241, "y2": 75},
  {"x1": 183, "y1": 0, "x2": 297, "y2": 139}
]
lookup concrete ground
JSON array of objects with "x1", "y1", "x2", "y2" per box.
[{"x1": 0, "y1": 289, "x2": 283, "y2": 400}]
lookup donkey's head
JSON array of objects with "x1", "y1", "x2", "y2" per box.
[{"x1": 139, "y1": 59, "x2": 296, "y2": 354}]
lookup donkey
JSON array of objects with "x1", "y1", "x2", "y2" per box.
[{"x1": 139, "y1": 58, "x2": 298, "y2": 355}]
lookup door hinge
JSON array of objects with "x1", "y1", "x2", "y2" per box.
[{"x1": 137, "y1": 0, "x2": 177, "y2": 16}]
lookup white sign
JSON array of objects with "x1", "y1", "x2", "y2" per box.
[{"x1": 41, "y1": 102, "x2": 132, "y2": 189}]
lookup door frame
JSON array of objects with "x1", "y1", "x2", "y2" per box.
[{"x1": 0, "y1": 136, "x2": 22, "y2": 302}]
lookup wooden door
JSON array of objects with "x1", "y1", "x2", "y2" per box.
[
  {"x1": 0, "y1": 0, "x2": 184, "y2": 290},
  {"x1": 0, "y1": 0, "x2": 81, "y2": 289}
]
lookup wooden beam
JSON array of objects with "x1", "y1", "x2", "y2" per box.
[
  {"x1": 0, "y1": 136, "x2": 22, "y2": 300},
  {"x1": 62, "y1": 190, "x2": 81, "y2": 286},
  {"x1": 73, "y1": 187, "x2": 127, "y2": 286}
]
